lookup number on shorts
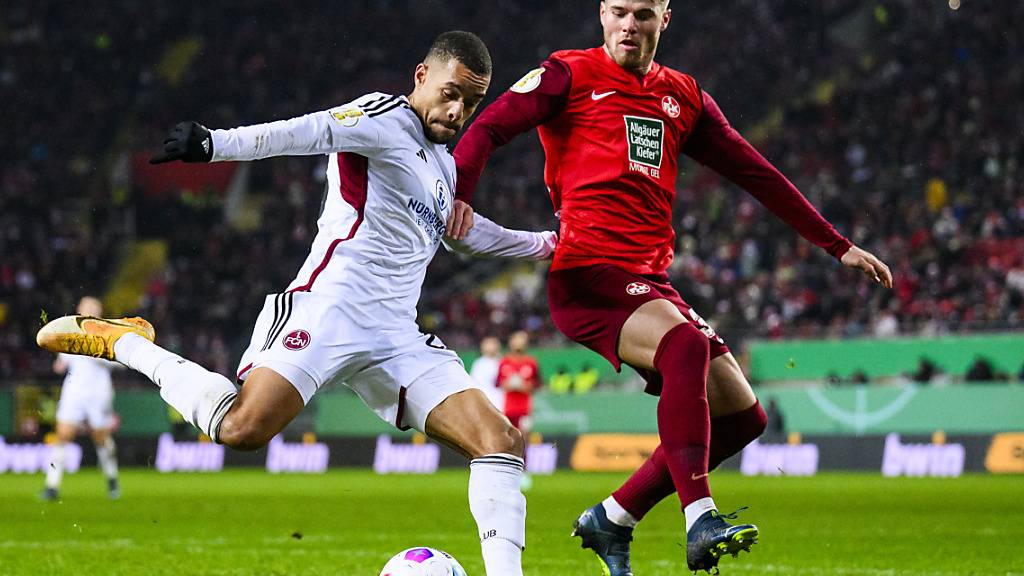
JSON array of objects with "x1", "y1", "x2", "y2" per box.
[
  {"x1": 424, "y1": 333, "x2": 446, "y2": 350},
  {"x1": 687, "y1": 309, "x2": 724, "y2": 343}
]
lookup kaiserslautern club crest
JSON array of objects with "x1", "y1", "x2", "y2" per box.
[
  {"x1": 662, "y1": 95, "x2": 681, "y2": 118},
  {"x1": 626, "y1": 282, "x2": 651, "y2": 296}
]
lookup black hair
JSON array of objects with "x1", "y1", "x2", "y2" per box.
[{"x1": 425, "y1": 30, "x2": 492, "y2": 76}]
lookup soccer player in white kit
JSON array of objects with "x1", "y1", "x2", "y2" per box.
[
  {"x1": 42, "y1": 296, "x2": 121, "y2": 501},
  {"x1": 37, "y1": 32, "x2": 550, "y2": 576},
  {"x1": 470, "y1": 336, "x2": 504, "y2": 411}
]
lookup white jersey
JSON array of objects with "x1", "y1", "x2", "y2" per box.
[
  {"x1": 56, "y1": 354, "x2": 118, "y2": 428},
  {"x1": 469, "y1": 354, "x2": 504, "y2": 411},
  {"x1": 212, "y1": 93, "x2": 555, "y2": 333},
  {"x1": 470, "y1": 355, "x2": 500, "y2": 389},
  {"x1": 58, "y1": 353, "x2": 115, "y2": 400}
]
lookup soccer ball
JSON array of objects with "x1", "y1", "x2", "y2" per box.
[{"x1": 379, "y1": 547, "x2": 467, "y2": 576}]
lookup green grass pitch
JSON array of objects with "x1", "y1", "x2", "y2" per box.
[{"x1": 1, "y1": 469, "x2": 1021, "y2": 575}]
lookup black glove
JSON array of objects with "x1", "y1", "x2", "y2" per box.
[{"x1": 149, "y1": 121, "x2": 213, "y2": 164}]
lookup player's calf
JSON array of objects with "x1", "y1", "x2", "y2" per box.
[
  {"x1": 216, "y1": 378, "x2": 303, "y2": 450},
  {"x1": 708, "y1": 401, "x2": 767, "y2": 471},
  {"x1": 216, "y1": 412, "x2": 275, "y2": 450}
]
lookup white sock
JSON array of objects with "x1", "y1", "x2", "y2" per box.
[
  {"x1": 603, "y1": 496, "x2": 638, "y2": 528},
  {"x1": 114, "y1": 333, "x2": 238, "y2": 441},
  {"x1": 684, "y1": 497, "x2": 717, "y2": 532},
  {"x1": 469, "y1": 453, "x2": 526, "y2": 576},
  {"x1": 45, "y1": 442, "x2": 65, "y2": 490},
  {"x1": 96, "y1": 437, "x2": 119, "y2": 480}
]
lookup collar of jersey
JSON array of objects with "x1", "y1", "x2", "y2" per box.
[{"x1": 595, "y1": 46, "x2": 662, "y2": 86}]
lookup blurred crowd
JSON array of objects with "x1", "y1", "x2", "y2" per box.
[{"x1": 2, "y1": 1, "x2": 1021, "y2": 381}]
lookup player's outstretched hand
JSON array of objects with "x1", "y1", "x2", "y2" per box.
[
  {"x1": 446, "y1": 199, "x2": 475, "y2": 241},
  {"x1": 149, "y1": 121, "x2": 213, "y2": 164},
  {"x1": 841, "y1": 245, "x2": 893, "y2": 288}
]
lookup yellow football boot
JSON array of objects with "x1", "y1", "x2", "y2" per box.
[{"x1": 36, "y1": 315, "x2": 155, "y2": 361}]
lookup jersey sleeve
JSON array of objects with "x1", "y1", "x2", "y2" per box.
[
  {"x1": 210, "y1": 103, "x2": 383, "y2": 161},
  {"x1": 453, "y1": 57, "x2": 572, "y2": 204},
  {"x1": 682, "y1": 91, "x2": 853, "y2": 261},
  {"x1": 442, "y1": 213, "x2": 557, "y2": 260}
]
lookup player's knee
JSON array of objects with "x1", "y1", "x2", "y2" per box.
[
  {"x1": 217, "y1": 413, "x2": 273, "y2": 451},
  {"x1": 478, "y1": 421, "x2": 524, "y2": 458}
]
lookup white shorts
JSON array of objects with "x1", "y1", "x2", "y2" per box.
[
  {"x1": 56, "y1": 393, "x2": 115, "y2": 430},
  {"x1": 235, "y1": 291, "x2": 475, "y2": 432}
]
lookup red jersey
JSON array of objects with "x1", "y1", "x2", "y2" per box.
[
  {"x1": 454, "y1": 48, "x2": 852, "y2": 274},
  {"x1": 539, "y1": 48, "x2": 701, "y2": 272},
  {"x1": 496, "y1": 355, "x2": 540, "y2": 417}
]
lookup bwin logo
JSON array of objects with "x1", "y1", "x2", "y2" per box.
[{"x1": 435, "y1": 180, "x2": 449, "y2": 212}]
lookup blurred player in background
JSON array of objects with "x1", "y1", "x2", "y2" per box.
[
  {"x1": 497, "y1": 330, "x2": 541, "y2": 490},
  {"x1": 454, "y1": 0, "x2": 893, "y2": 572},
  {"x1": 469, "y1": 335, "x2": 505, "y2": 411},
  {"x1": 42, "y1": 296, "x2": 121, "y2": 501},
  {"x1": 497, "y1": 331, "x2": 540, "y2": 438},
  {"x1": 37, "y1": 31, "x2": 557, "y2": 576}
]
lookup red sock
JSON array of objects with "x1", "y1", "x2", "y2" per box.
[
  {"x1": 612, "y1": 444, "x2": 673, "y2": 519},
  {"x1": 708, "y1": 401, "x2": 767, "y2": 470},
  {"x1": 613, "y1": 401, "x2": 767, "y2": 519},
  {"x1": 653, "y1": 322, "x2": 712, "y2": 509}
]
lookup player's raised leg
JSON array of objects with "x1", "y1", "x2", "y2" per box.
[
  {"x1": 619, "y1": 300, "x2": 757, "y2": 572},
  {"x1": 608, "y1": 353, "x2": 766, "y2": 517},
  {"x1": 37, "y1": 315, "x2": 302, "y2": 449},
  {"x1": 580, "y1": 352, "x2": 766, "y2": 573},
  {"x1": 115, "y1": 332, "x2": 303, "y2": 449},
  {"x1": 426, "y1": 388, "x2": 526, "y2": 576}
]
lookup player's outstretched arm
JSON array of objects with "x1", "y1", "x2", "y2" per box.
[
  {"x1": 453, "y1": 58, "x2": 571, "y2": 207},
  {"x1": 443, "y1": 201, "x2": 557, "y2": 260},
  {"x1": 683, "y1": 91, "x2": 853, "y2": 261},
  {"x1": 841, "y1": 245, "x2": 893, "y2": 288},
  {"x1": 150, "y1": 106, "x2": 381, "y2": 164}
]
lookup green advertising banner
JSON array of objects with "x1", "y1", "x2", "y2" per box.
[
  {"x1": 113, "y1": 390, "x2": 171, "y2": 436},
  {"x1": 3, "y1": 384, "x2": 1020, "y2": 439},
  {"x1": 759, "y1": 384, "x2": 1024, "y2": 436},
  {"x1": 750, "y1": 333, "x2": 1024, "y2": 382},
  {"x1": 312, "y1": 384, "x2": 1024, "y2": 438},
  {"x1": 0, "y1": 392, "x2": 11, "y2": 436}
]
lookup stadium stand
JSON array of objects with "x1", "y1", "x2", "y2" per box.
[{"x1": 2, "y1": 1, "x2": 1021, "y2": 382}]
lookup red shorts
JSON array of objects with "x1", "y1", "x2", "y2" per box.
[{"x1": 547, "y1": 264, "x2": 729, "y2": 393}]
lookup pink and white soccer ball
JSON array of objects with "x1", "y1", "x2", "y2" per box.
[{"x1": 379, "y1": 547, "x2": 467, "y2": 576}]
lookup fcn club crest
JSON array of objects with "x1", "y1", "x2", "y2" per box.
[
  {"x1": 435, "y1": 180, "x2": 449, "y2": 211},
  {"x1": 626, "y1": 282, "x2": 651, "y2": 296},
  {"x1": 662, "y1": 96, "x2": 681, "y2": 118},
  {"x1": 283, "y1": 329, "x2": 311, "y2": 350}
]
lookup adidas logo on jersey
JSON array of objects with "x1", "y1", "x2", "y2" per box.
[{"x1": 416, "y1": 149, "x2": 427, "y2": 163}]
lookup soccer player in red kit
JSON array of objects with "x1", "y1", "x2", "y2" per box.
[
  {"x1": 452, "y1": 1, "x2": 893, "y2": 573},
  {"x1": 497, "y1": 330, "x2": 541, "y2": 433}
]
